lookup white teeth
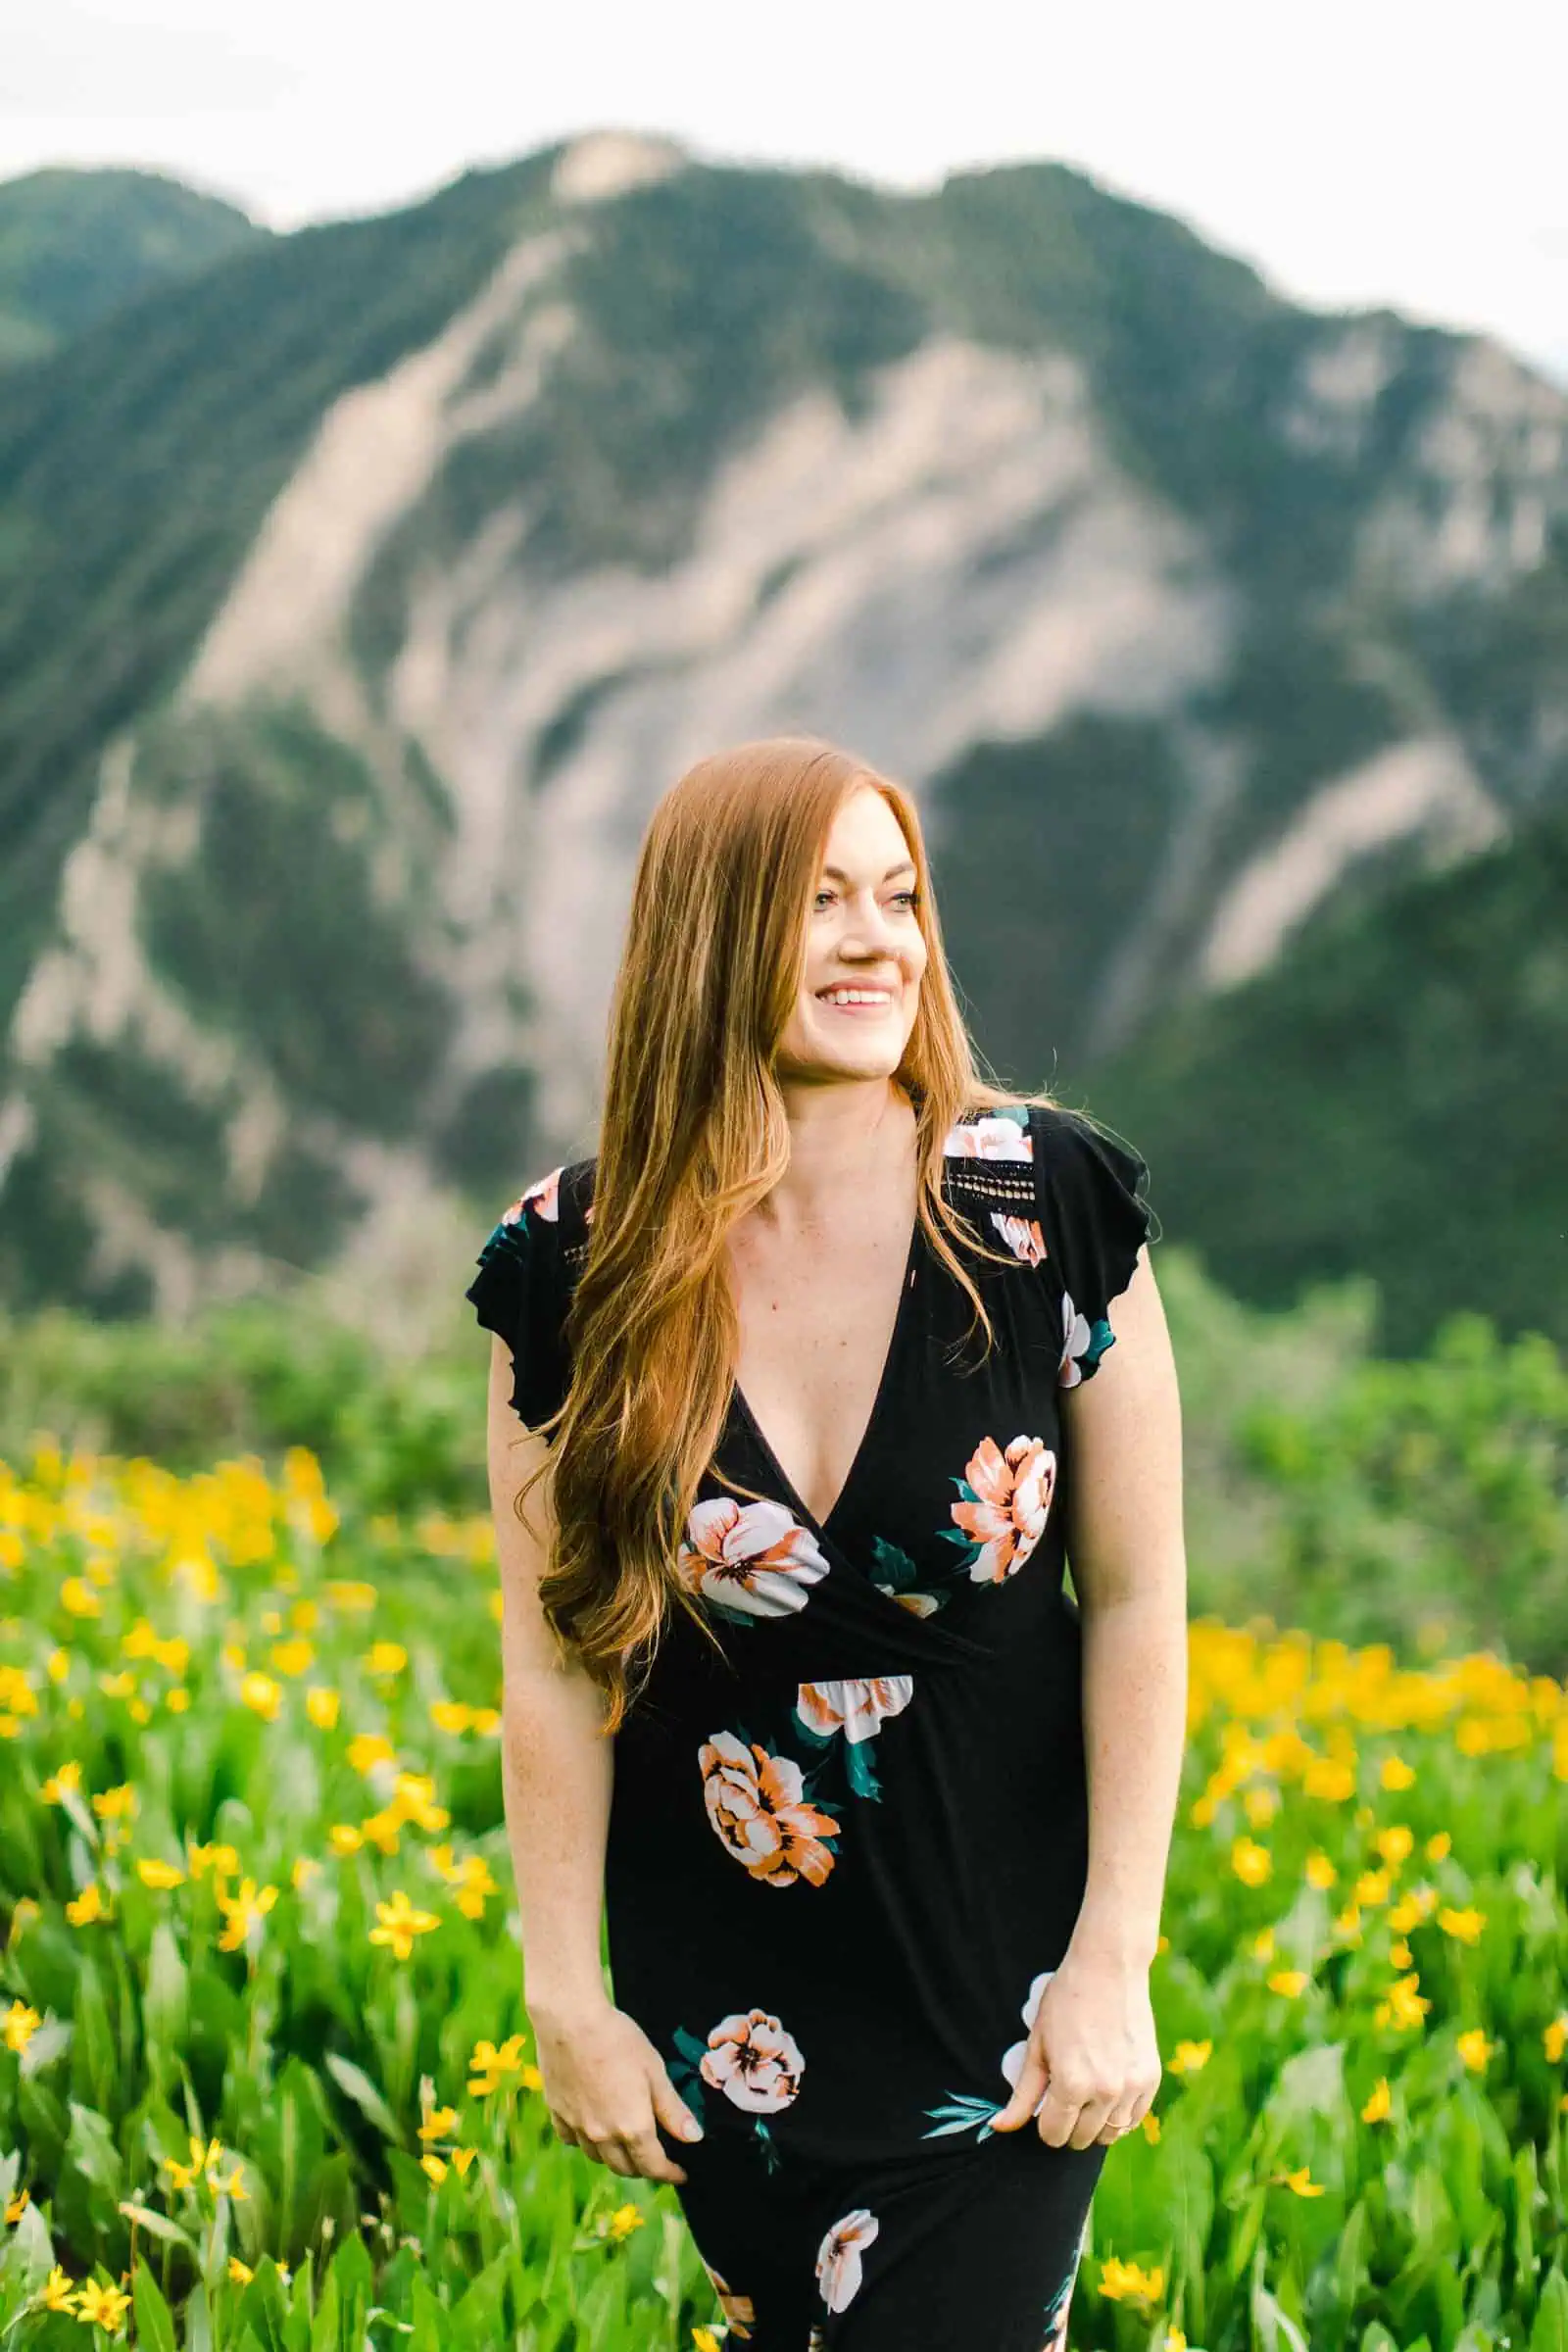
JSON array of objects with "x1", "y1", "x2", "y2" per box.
[{"x1": 820, "y1": 990, "x2": 892, "y2": 1005}]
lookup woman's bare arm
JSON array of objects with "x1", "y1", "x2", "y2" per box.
[
  {"x1": 487, "y1": 1333, "x2": 615, "y2": 2022},
  {"x1": 1060, "y1": 1249, "x2": 1188, "y2": 1966},
  {"x1": 486, "y1": 1335, "x2": 703, "y2": 2181}
]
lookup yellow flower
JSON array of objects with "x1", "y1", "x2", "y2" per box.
[
  {"x1": 347, "y1": 1732, "x2": 395, "y2": 1774},
  {"x1": 1304, "y1": 1850, "x2": 1337, "y2": 1889},
  {"x1": 1353, "y1": 1867, "x2": 1391, "y2": 1907},
  {"x1": 1390, "y1": 1939, "x2": 1412, "y2": 1970},
  {"x1": 1438, "y1": 1906, "x2": 1486, "y2": 1943},
  {"x1": 1456, "y1": 2029, "x2": 1493, "y2": 2073},
  {"x1": 1361, "y1": 2077, "x2": 1393, "y2": 2123},
  {"x1": 60, "y1": 1577, "x2": 102, "y2": 1619},
  {"x1": 451, "y1": 2146, "x2": 477, "y2": 2176},
  {"x1": 418, "y1": 2106, "x2": 459, "y2": 2142},
  {"x1": 368, "y1": 1889, "x2": 441, "y2": 1961},
  {"x1": 270, "y1": 1639, "x2": 316, "y2": 1677},
  {"x1": 1267, "y1": 1970, "x2": 1309, "y2": 1998},
  {"x1": 91, "y1": 1784, "x2": 137, "y2": 1823},
  {"x1": 1251, "y1": 1927, "x2": 1276, "y2": 1961},
  {"x1": 215, "y1": 1880, "x2": 278, "y2": 1952},
  {"x1": 430, "y1": 1700, "x2": 474, "y2": 1735},
  {"x1": 291, "y1": 1856, "x2": 321, "y2": 1890},
  {"x1": 1231, "y1": 1837, "x2": 1272, "y2": 1886},
  {"x1": 6, "y1": 2185, "x2": 30, "y2": 2222},
  {"x1": 1379, "y1": 1755, "x2": 1416, "y2": 1790},
  {"x1": 1374, "y1": 1825, "x2": 1413, "y2": 1869},
  {"x1": 608, "y1": 2203, "x2": 644, "y2": 2240},
  {"x1": 1169, "y1": 2039, "x2": 1211, "y2": 2075},
  {"x1": 187, "y1": 1840, "x2": 240, "y2": 1881},
  {"x1": 41, "y1": 1760, "x2": 82, "y2": 1801},
  {"x1": 1374, "y1": 1973, "x2": 1432, "y2": 2032},
  {"x1": 1302, "y1": 1756, "x2": 1356, "y2": 1803},
  {"x1": 136, "y1": 1857, "x2": 186, "y2": 1890},
  {"x1": 420, "y1": 2153, "x2": 448, "y2": 2184},
  {"x1": 1098, "y1": 2256, "x2": 1165, "y2": 2303},
  {"x1": 694, "y1": 2330, "x2": 722, "y2": 2352},
  {"x1": 1141, "y1": 2109, "x2": 1161, "y2": 2142},
  {"x1": 3, "y1": 1999, "x2": 41, "y2": 2052},
  {"x1": 324, "y1": 1580, "x2": 377, "y2": 1612},
  {"x1": 240, "y1": 1673, "x2": 283, "y2": 1722},
  {"x1": 1277, "y1": 2165, "x2": 1325, "y2": 2196},
  {"x1": 66, "y1": 1884, "x2": 106, "y2": 1926},
  {"x1": 468, "y1": 2034, "x2": 527, "y2": 2096},
  {"x1": 328, "y1": 1825, "x2": 364, "y2": 1855},
  {"x1": 306, "y1": 1686, "x2": 340, "y2": 1731},
  {"x1": 364, "y1": 1642, "x2": 407, "y2": 1677},
  {"x1": 228, "y1": 2257, "x2": 254, "y2": 2283},
  {"x1": 1544, "y1": 2014, "x2": 1568, "y2": 2064},
  {"x1": 74, "y1": 2278, "x2": 131, "y2": 2330},
  {"x1": 42, "y1": 2264, "x2": 78, "y2": 2311}
]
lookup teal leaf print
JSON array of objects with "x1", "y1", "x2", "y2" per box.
[{"x1": 920, "y1": 2092, "x2": 1004, "y2": 2143}]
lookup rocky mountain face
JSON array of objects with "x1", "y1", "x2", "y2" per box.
[{"x1": 0, "y1": 133, "x2": 1564, "y2": 1342}]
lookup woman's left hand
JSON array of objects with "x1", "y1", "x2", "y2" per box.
[{"x1": 988, "y1": 1945, "x2": 1161, "y2": 2151}]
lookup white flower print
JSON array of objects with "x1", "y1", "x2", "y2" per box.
[
  {"x1": 677, "y1": 1496, "x2": 831, "y2": 1616},
  {"x1": 1057, "y1": 1289, "x2": 1097, "y2": 1387},
  {"x1": 942, "y1": 1112, "x2": 1034, "y2": 1162},
  {"x1": 796, "y1": 1676, "x2": 914, "y2": 1743},
  {"x1": 990, "y1": 1209, "x2": 1047, "y2": 1266},
  {"x1": 815, "y1": 2207, "x2": 879, "y2": 2311},
  {"x1": 699, "y1": 2008, "x2": 806, "y2": 2114},
  {"x1": 1000, "y1": 1967, "x2": 1057, "y2": 2115}
]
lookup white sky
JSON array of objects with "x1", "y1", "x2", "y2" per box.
[{"x1": 3, "y1": 0, "x2": 1566, "y2": 387}]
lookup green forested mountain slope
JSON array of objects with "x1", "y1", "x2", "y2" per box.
[
  {"x1": 0, "y1": 132, "x2": 1562, "y2": 1342},
  {"x1": 1088, "y1": 801, "x2": 1568, "y2": 1355},
  {"x1": 0, "y1": 166, "x2": 264, "y2": 369}
]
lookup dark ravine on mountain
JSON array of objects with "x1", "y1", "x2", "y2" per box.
[{"x1": 0, "y1": 131, "x2": 1563, "y2": 1354}]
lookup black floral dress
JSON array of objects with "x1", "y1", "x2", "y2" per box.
[{"x1": 466, "y1": 1102, "x2": 1154, "y2": 2352}]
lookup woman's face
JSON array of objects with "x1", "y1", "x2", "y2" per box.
[{"x1": 774, "y1": 784, "x2": 928, "y2": 1087}]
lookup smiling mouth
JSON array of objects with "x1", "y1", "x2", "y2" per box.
[{"x1": 816, "y1": 988, "x2": 897, "y2": 1010}]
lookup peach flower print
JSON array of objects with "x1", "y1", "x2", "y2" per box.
[
  {"x1": 942, "y1": 1113, "x2": 1034, "y2": 1162},
  {"x1": 816, "y1": 2207, "x2": 880, "y2": 2312},
  {"x1": 796, "y1": 1677, "x2": 913, "y2": 1744},
  {"x1": 950, "y1": 1436, "x2": 1055, "y2": 1582},
  {"x1": 699, "y1": 2259, "x2": 756, "y2": 2342},
  {"x1": 990, "y1": 1210, "x2": 1047, "y2": 1266},
  {"x1": 678, "y1": 1496, "x2": 831, "y2": 1617},
  {"x1": 700, "y1": 2009, "x2": 806, "y2": 2114},
  {"x1": 501, "y1": 1165, "x2": 563, "y2": 1224},
  {"x1": 699, "y1": 1731, "x2": 841, "y2": 1886}
]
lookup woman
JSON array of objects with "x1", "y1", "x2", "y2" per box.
[{"x1": 466, "y1": 738, "x2": 1187, "y2": 2351}]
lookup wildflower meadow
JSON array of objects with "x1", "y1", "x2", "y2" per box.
[{"x1": 0, "y1": 1436, "x2": 1564, "y2": 2349}]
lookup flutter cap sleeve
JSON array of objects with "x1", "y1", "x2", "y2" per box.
[
  {"x1": 1031, "y1": 1105, "x2": 1154, "y2": 1388},
  {"x1": 465, "y1": 1163, "x2": 573, "y2": 1434}
]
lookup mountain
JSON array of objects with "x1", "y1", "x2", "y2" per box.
[
  {"x1": 0, "y1": 166, "x2": 265, "y2": 369},
  {"x1": 0, "y1": 130, "x2": 1563, "y2": 1349}
]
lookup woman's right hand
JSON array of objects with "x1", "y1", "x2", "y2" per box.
[{"x1": 530, "y1": 1995, "x2": 705, "y2": 2184}]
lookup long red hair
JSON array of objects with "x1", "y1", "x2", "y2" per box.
[{"x1": 516, "y1": 736, "x2": 1058, "y2": 1733}]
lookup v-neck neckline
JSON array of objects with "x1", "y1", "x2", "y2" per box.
[{"x1": 729, "y1": 1211, "x2": 924, "y2": 1548}]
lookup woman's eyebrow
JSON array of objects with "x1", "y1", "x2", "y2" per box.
[{"x1": 820, "y1": 860, "x2": 917, "y2": 883}]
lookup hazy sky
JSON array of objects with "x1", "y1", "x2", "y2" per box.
[{"x1": 4, "y1": 0, "x2": 1566, "y2": 387}]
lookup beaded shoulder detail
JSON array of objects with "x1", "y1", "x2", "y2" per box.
[{"x1": 939, "y1": 1104, "x2": 1046, "y2": 1269}]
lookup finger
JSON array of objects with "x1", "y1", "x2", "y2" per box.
[
  {"x1": 648, "y1": 2073, "x2": 705, "y2": 2149},
  {"x1": 1031, "y1": 2083, "x2": 1090, "y2": 2149},
  {"x1": 991, "y1": 2052, "x2": 1050, "y2": 2133},
  {"x1": 1061, "y1": 2091, "x2": 1118, "y2": 2152},
  {"x1": 616, "y1": 2128, "x2": 688, "y2": 2186},
  {"x1": 550, "y1": 2114, "x2": 580, "y2": 2148},
  {"x1": 593, "y1": 2137, "x2": 636, "y2": 2177}
]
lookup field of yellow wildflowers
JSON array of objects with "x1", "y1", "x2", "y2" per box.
[{"x1": 1, "y1": 1439, "x2": 1565, "y2": 2350}]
